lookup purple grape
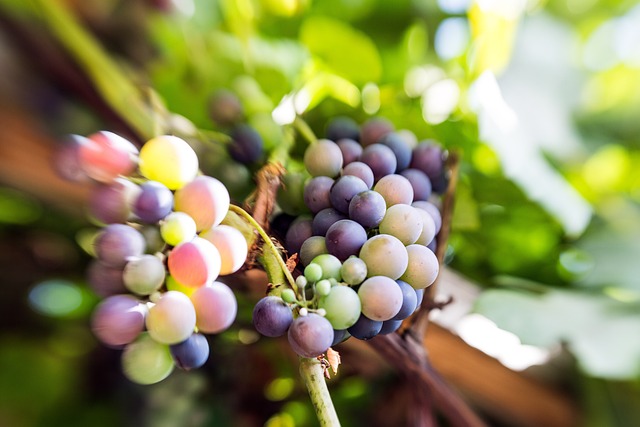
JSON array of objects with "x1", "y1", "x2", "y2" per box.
[
  {"x1": 288, "y1": 314, "x2": 334, "y2": 357},
  {"x1": 54, "y1": 135, "x2": 90, "y2": 182},
  {"x1": 332, "y1": 329, "x2": 350, "y2": 346},
  {"x1": 400, "y1": 169, "x2": 432, "y2": 201},
  {"x1": 326, "y1": 116, "x2": 360, "y2": 142},
  {"x1": 285, "y1": 216, "x2": 313, "y2": 255},
  {"x1": 342, "y1": 162, "x2": 374, "y2": 189},
  {"x1": 325, "y1": 220, "x2": 368, "y2": 261},
  {"x1": 415, "y1": 288, "x2": 425, "y2": 312},
  {"x1": 329, "y1": 175, "x2": 369, "y2": 214},
  {"x1": 133, "y1": 181, "x2": 173, "y2": 223},
  {"x1": 208, "y1": 89, "x2": 243, "y2": 126},
  {"x1": 348, "y1": 190, "x2": 386, "y2": 228},
  {"x1": 170, "y1": 333, "x2": 210, "y2": 370},
  {"x1": 410, "y1": 141, "x2": 448, "y2": 192},
  {"x1": 91, "y1": 295, "x2": 147, "y2": 347},
  {"x1": 229, "y1": 124, "x2": 263, "y2": 164},
  {"x1": 427, "y1": 239, "x2": 437, "y2": 252},
  {"x1": 299, "y1": 236, "x2": 328, "y2": 266},
  {"x1": 360, "y1": 144, "x2": 397, "y2": 182},
  {"x1": 379, "y1": 132, "x2": 412, "y2": 171},
  {"x1": 312, "y1": 208, "x2": 347, "y2": 236},
  {"x1": 347, "y1": 314, "x2": 382, "y2": 340},
  {"x1": 379, "y1": 319, "x2": 403, "y2": 335},
  {"x1": 87, "y1": 260, "x2": 127, "y2": 297},
  {"x1": 304, "y1": 176, "x2": 334, "y2": 214},
  {"x1": 94, "y1": 224, "x2": 146, "y2": 268},
  {"x1": 391, "y1": 280, "x2": 418, "y2": 321},
  {"x1": 336, "y1": 139, "x2": 362, "y2": 165},
  {"x1": 88, "y1": 178, "x2": 141, "y2": 224},
  {"x1": 360, "y1": 117, "x2": 393, "y2": 147},
  {"x1": 253, "y1": 296, "x2": 294, "y2": 337},
  {"x1": 412, "y1": 201, "x2": 442, "y2": 234}
]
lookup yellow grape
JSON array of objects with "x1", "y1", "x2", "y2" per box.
[
  {"x1": 139, "y1": 135, "x2": 198, "y2": 190},
  {"x1": 168, "y1": 237, "x2": 221, "y2": 288},
  {"x1": 174, "y1": 176, "x2": 230, "y2": 231},
  {"x1": 160, "y1": 212, "x2": 197, "y2": 246},
  {"x1": 200, "y1": 225, "x2": 248, "y2": 275}
]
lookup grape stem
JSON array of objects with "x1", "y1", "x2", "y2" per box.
[
  {"x1": 299, "y1": 357, "x2": 341, "y2": 427},
  {"x1": 293, "y1": 116, "x2": 318, "y2": 144},
  {"x1": 228, "y1": 204, "x2": 296, "y2": 290}
]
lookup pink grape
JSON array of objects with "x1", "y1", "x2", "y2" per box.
[
  {"x1": 200, "y1": 225, "x2": 248, "y2": 275},
  {"x1": 168, "y1": 237, "x2": 222, "y2": 288},
  {"x1": 79, "y1": 131, "x2": 139, "y2": 183},
  {"x1": 88, "y1": 178, "x2": 141, "y2": 225},
  {"x1": 94, "y1": 224, "x2": 146, "y2": 268},
  {"x1": 190, "y1": 282, "x2": 237, "y2": 334},
  {"x1": 358, "y1": 276, "x2": 403, "y2": 321},
  {"x1": 146, "y1": 291, "x2": 197, "y2": 344},
  {"x1": 174, "y1": 176, "x2": 230, "y2": 231},
  {"x1": 91, "y1": 295, "x2": 147, "y2": 347}
]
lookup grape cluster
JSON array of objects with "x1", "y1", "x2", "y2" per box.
[
  {"x1": 61, "y1": 131, "x2": 248, "y2": 384},
  {"x1": 257, "y1": 117, "x2": 447, "y2": 357}
]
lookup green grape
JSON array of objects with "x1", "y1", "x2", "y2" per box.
[
  {"x1": 340, "y1": 257, "x2": 367, "y2": 285},
  {"x1": 359, "y1": 234, "x2": 408, "y2": 280},
  {"x1": 315, "y1": 280, "x2": 331, "y2": 297},
  {"x1": 160, "y1": 212, "x2": 197, "y2": 246},
  {"x1": 318, "y1": 285, "x2": 361, "y2": 329},
  {"x1": 304, "y1": 263, "x2": 323, "y2": 283},
  {"x1": 123, "y1": 255, "x2": 166, "y2": 296},
  {"x1": 378, "y1": 204, "x2": 424, "y2": 245},
  {"x1": 122, "y1": 333, "x2": 174, "y2": 385},
  {"x1": 399, "y1": 244, "x2": 439, "y2": 289},
  {"x1": 310, "y1": 254, "x2": 342, "y2": 281},
  {"x1": 281, "y1": 288, "x2": 297, "y2": 303}
]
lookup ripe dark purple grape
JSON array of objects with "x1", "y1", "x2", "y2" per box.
[
  {"x1": 326, "y1": 116, "x2": 360, "y2": 142},
  {"x1": 285, "y1": 216, "x2": 313, "y2": 255},
  {"x1": 391, "y1": 280, "x2": 418, "y2": 320},
  {"x1": 332, "y1": 329, "x2": 350, "y2": 346},
  {"x1": 329, "y1": 175, "x2": 368, "y2": 214},
  {"x1": 348, "y1": 190, "x2": 386, "y2": 228},
  {"x1": 133, "y1": 181, "x2": 174, "y2": 223},
  {"x1": 342, "y1": 162, "x2": 374, "y2": 189},
  {"x1": 253, "y1": 296, "x2": 294, "y2": 337},
  {"x1": 379, "y1": 319, "x2": 403, "y2": 335},
  {"x1": 89, "y1": 178, "x2": 141, "y2": 224},
  {"x1": 400, "y1": 169, "x2": 432, "y2": 201},
  {"x1": 347, "y1": 314, "x2": 382, "y2": 340},
  {"x1": 87, "y1": 260, "x2": 127, "y2": 297},
  {"x1": 170, "y1": 333, "x2": 210, "y2": 370},
  {"x1": 303, "y1": 176, "x2": 334, "y2": 214},
  {"x1": 379, "y1": 132, "x2": 412, "y2": 172},
  {"x1": 360, "y1": 144, "x2": 397, "y2": 182},
  {"x1": 312, "y1": 208, "x2": 347, "y2": 236},
  {"x1": 360, "y1": 117, "x2": 393, "y2": 147},
  {"x1": 325, "y1": 219, "x2": 367, "y2": 262},
  {"x1": 288, "y1": 313, "x2": 334, "y2": 358},
  {"x1": 336, "y1": 139, "x2": 362, "y2": 165},
  {"x1": 410, "y1": 142, "x2": 448, "y2": 192},
  {"x1": 229, "y1": 124, "x2": 264, "y2": 164}
]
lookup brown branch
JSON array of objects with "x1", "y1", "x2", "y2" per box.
[{"x1": 246, "y1": 162, "x2": 285, "y2": 230}]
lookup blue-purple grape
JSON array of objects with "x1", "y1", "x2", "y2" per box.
[
  {"x1": 347, "y1": 314, "x2": 382, "y2": 340},
  {"x1": 94, "y1": 224, "x2": 146, "y2": 268},
  {"x1": 391, "y1": 280, "x2": 418, "y2": 321},
  {"x1": 91, "y1": 295, "x2": 147, "y2": 347},
  {"x1": 329, "y1": 175, "x2": 369, "y2": 214},
  {"x1": 170, "y1": 333, "x2": 210, "y2": 370},
  {"x1": 360, "y1": 117, "x2": 393, "y2": 147},
  {"x1": 342, "y1": 162, "x2": 374, "y2": 189},
  {"x1": 303, "y1": 176, "x2": 334, "y2": 214},
  {"x1": 285, "y1": 216, "x2": 313, "y2": 255},
  {"x1": 400, "y1": 169, "x2": 432, "y2": 201},
  {"x1": 288, "y1": 313, "x2": 334, "y2": 357},
  {"x1": 229, "y1": 124, "x2": 263, "y2": 164},
  {"x1": 410, "y1": 141, "x2": 447, "y2": 192},
  {"x1": 348, "y1": 190, "x2": 386, "y2": 228},
  {"x1": 360, "y1": 144, "x2": 397, "y2": 182},
  {"x1": 87, "y1": 260, "x2": 127, "y2": 297},
  {"x1": 379, "y1": 132, "x2": 412, "y2": 171},
  {"x1": 332, "y1": 329, "x2": 350, "y2": 346},
  {"x1": 252, "y1": 296, "x2": 293, "y2": 337},
  {"x1": 208, "y1": 89, "x2": 243, "y2": 126},
  {"x1": 336, "y1": 139, "x2": 362, "y2": 165},
  {"x1": 379, "y1": 319, "x2": 403, "y2": 335},
  {"x1": 415, "y1": 288, "x2": 425, "y2": 311},
  {"x1": 325, "y1": 220, "x2": 368, "y2": 262},
  {"x1": 326, "y1": 116, "x2": 360, "y2": 142},
  {"x1": 133, "y1": 181, "x2": 173, "y2": 223},
  {"x1": 312, "y1": 208, "x2": 347, "y2": 236}
]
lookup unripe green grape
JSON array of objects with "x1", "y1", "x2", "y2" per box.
[
  {"x1": 165, "y1": 275, "x2": 195, "y2": 297},
  {"x1": 122, "y1": 333, "x2": 174, "y2": 385},
  {"x1": 399, "y1": 244, "x2": 439, "y2": 289},
  {"x1": 160, "y1": 212, "x2": 197, "y2": 246},
  {"x1": 304, "y1": 263, "x2": 323, "y2": 283},
  {"x1": 378, "y1": 204, "x2": 423, "y2": 245},
  {"x1": 310, "y1": 254, "x2": 342, "y2": 281},
  {"x1": 123, "y1": 255, "x2": 166, "y2": 296},
  {"x1": 340, "y1": 257, "x2": 367, "y2": 285},
  {"x1": 318, "y1": 285, "x2": 361, "y2": 329},
  {"x1": 315, "y1": 280, "x2": 332, "y2": 297},
  {"x1": 281, "y1": 289, "x2": 297, "y2": 303}
]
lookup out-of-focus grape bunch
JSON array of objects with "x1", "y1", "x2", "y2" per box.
[
  {"x1": 254, "y1": 116, "x2": 448, "y2": 357},
  {"x1": 56, "y1": 130, "x2": 248, "y2": 384}
]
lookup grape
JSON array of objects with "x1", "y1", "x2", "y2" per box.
[
  {"x1": 396, "y1": 129, "x2": 418, "y2": 150},
  {"x1": 170, "y1": 333, "x2": 210, "y2": 370},
  {"x1": 427, "y1": 239, "x2": 437, "y2": 252},
  {"x1": 139, "y1": 135, "x2": 198, "y2": 190},
  {"x1": 410, "y1": 142, "x2": 447, "y2": 192},
  {"x1": 54, "y1": 135, "x2": 90, "y2": 182},
  {"x1": 122, "y1": 333, "x2": 174, "y2": 385},
  {"x1": 252, "y1": 296, "x2": 293, "y2": 337},
  {"x1": 379, "y1": 319, "x2": 403, "y2": 335},
  {"x1": 123, "y1": 255, "x2": 166, "y2": 296},
  {"x1": 359, "y1": 234, "x2": 408, "y2": 280},
  {"x1": 228, "y1": 124, "x2": 263, "y2": 164},
  {"x1": 208, "y1": 89, "x2": 243, "y2": 126},
  {"x1": 315, "y1": 279, "x2": 331, "y2": 296},
  {"x1": 146, "y1": 291, "x2": 197, "y2": 344},
  {"x1": 412, "y1": 207, "x2": 437, "y2": 246},
  {"x1": 281, "y1": 289, "x2": 297, "y2": 303},
  {"x1": 312, "y1": 208, "x2": 347, "y2": 236},
  {"x1": 91, "y1": 295, "x2": 147, "y2": 346},
  {"x1": 379, "y1": 132, "x2": 412, "y2": 171},
  {"x1": 79, "y1": 131, "x2": 139, "y2": 183},
  {"x1": 133, "y1": 181, "x2": 174, "y2": 223},
  {"x1": 87, "y1": 260, "x2": 127, "y2": 297},
  {"x1": 141, "y1": 224, "x2": 165, "y2": 254},
  {"x1": 358, "y1": 276, "x2": 403, "y2": 321},
  {"x1": 190, "y1": 282, "x2": 237, "y2": 333},
  {"x1": 400, "y1": 169, "x2": 432, "y2": 201},
  {"x1": 340, "y1": 256, "x2": 367, "y2": 285},
  {"x1": 168, "y1": 237, "x2": 221, "y2": 288},
  {"x1": 303, "y1": 176, "x2": 334, "y2": 214},
  {"x1": 325, "y1": 220, "x2": 367, "y2": 261},
  {"x1": 415, "y1": 288, "x2": 425, "y2": 311},
  {"x1": 310, "y1": 254, "x2": 342, "y2": 281},
  {"x1": 400, "y1": 244, "x2": 439, "y2": 289},
  {"x1": 88, "y1": 178, "x2": 141, "y2": 224},
  {"x1": 331, "y1": 329, "x2": 350, "y2": 346},
  {"x1": 347, "y1": 314, "x2": 382, "y2": 340},
  {"x1": 329, "y1": 175, "x2": 368, "y2": 214},
  {"x1": 94, "y1": 224, "x2": 146, "y2": 268},
  {"x1": 160, "y1": 212, "x2": 197, "y2": 246},
  {"x1": 391, "y1": 280, "x2": 418, "y2": 320},
  {"x1": 325, "y1": 116, "x2": 360, "y2": 142},
  {"x1": 318, "y1": 285, "x2": 361, "y2": 329},
  {"x1": 304, "y1": 263, "x2": 323, "y2": 283},
  {"x1": 166, "y1": 275, "x2": 196, "y2": 296},
  {"x1": 373, "y1": 174, "x2": 414, "y2": 207},
  {"x1": 342, "y1": 162, "x2": 374, "y2": 189},
  {"x1": 378, "y1": 204, "x2": 424, "y2": 245},
  {"x1": 174, "y1": 176, "x2": 230, "y2": 231},
  {"x1": 360, "y1": 144, "x2": 397, "y2": 182},
  {"x1": 412, "y1": 201, "x2": 442, "y2": 234},
  {"x1": 336, "y1": 139, "x2": 362, "y2": 165},
  {"x1": 360, "y1": 117, "x2": 393, "y2": 147},
  {"x1": 304, "y1": 139, "x2": 343, "y2": 178},
  {"x1": 285, "y1": 216, "x2": 313, "y2": 255},
  {"x1": 299, "y1": 236, "x2": 328, "y2": 266},
  {"x1": 200, "y1": 225, "x2": 248, "y2": 275},
  {"x1": 278, "y1": 173, "x2": 308, "y2": 216},
  {"x1": 348, "y1": 190, "x2": 386, "y2": 228},
  {"x1": 287, "y1": 314, "x2": 334, "y2": 358}
]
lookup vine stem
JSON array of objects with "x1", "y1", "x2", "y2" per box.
[
  {"x1": 299, "y1": 357, "x2": 341, "y2": 427},
  {"x1": 293, "y1": 116, "x2": 318, "y2": 144},
  {"x1": 228, "y1": 204, "x2": 296, "y2": 290}
]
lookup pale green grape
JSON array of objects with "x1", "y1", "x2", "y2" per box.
[
  {"x1": 318, "y1": 285, "x2": 361, "y2": 329},
  {"x1": 161, "y1": 212, "x2": 197, "y2": 246},
  {"x1": 122, "y1": 333, "x2": 174, "y2": 385}
]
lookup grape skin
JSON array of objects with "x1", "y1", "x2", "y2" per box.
[
  {"x1": 229, "y1": 124, "x2": 264, "y2": 164},
  {"x1": 79, "y1": 131, "x2": 139, "y2": 183},
  {"x1": 360, "y1": 117, "x2": 393, "y2": 147},
  {"x1": 359, "y1": 234, "x2": 408, "y2": 280},
  {"x1": 303, "y1": 176, "x2": 335, "y2": 214},
  {"x1": 139, "y1": 135, "x2": 199, "y2": 190},
  {"x1": 91, "y1": 294, "x2": 147, "y2": 347},
  {"x1": 347, "y1": 314, "x2": 382, "y2": 340},
  {"x1": 329, "y1": 175, "x2": 369, "y2": 214},
  {"x1": 252, "y1": 296, "x2": 293, "y2": 337},
  {"x1": 133, "y1": 181, "x2": 174, "y2": 223},
  {"x1": 310, "y1": 254, "x2": 342, "y2": 281},
  {"x1": 94, "y1": 224, "x2": 146, "y2": 268},
  {"x1": 400, "y1": 169, "x2": 432, "y2": 201},
  {"x1": 160, "y1": 212, "x2": 197, "y2": 246},
  {"x1": 412, "y1": 207, "x2": 437, "y2": 246},
  {"x1": 379, "y1": 319, "x2": 403, "y2": 335},
  {"x1": 348, "y1": 190, "x2": 386, "y2": 228},
  {"x1": 378, "y1": 204, "x2": 424, "y2": 246},
  {"x1": 412, "y1": 201, "x2": 442, "y2": 234},
  {"x1": 146, "y1": 291, "x2": 197, "y2": 345},
  {"x1": 88, "y1": 178, "x2": 140, "y2": 225},
  {"x1": 336, "y1": 139, "x2": 363, "y2": 165},
  {"x1": 170, "y1": 333, "x2": 210, "y2": 370},
  {"x1": 285, "y1": 216, "x2": 313, "y2": 255},
  {"x1": 379, "y1": 132, "x2": 412, "y2": 171},
  {"x1": 87, "y1": 260, "x2": 127, "y2": 297},
  {"x1": 168, "y1": 237, "x2": 222, "y2": 288},
  {"x1": 358, "y1": 276, "x2": 403, "y2": 321},
  {"x1": 391, "y1": 280, "x2": 418, "y2": 320},
  {"x1": 340, "y1": 256, "x2": 367, "y2": 286},
  {"x1": 325, "y1": 219, "x2": 368, "y2": 262},
  {"x1": 318, "y1": 285, "x2": 362, "y2": 330},
  {"x1": 190, "y1": 282, "x2": 237, "y2": 334},
  {"x1": 287, "y1": 313, "x2": 334, "y2": 358},
  {"x1": 312, "y1": 208, "x2": 347, "y2": 236},
  {"x1": 200, "y1": 225, "x2": 248, "y2": 275},
  {"x1": 400, "y1": 244, "x2": 440, "y2": 289},
  {"x1": 299, "y1": 236, "x2": 328, "y2": 266},
  {"x1": 360, "y1": 144, "x2": 397, "y2": 182},
  {"x1": 373, "y1": 174, "x2": 414, "y2": 207},
  {"x1": 122, "y1": 333, "x2": 174, "y2": 385},
  {"x1": 304, "y1": 139, "x2": 343, "y2": 178},
  {"x1": 123, "y1": 255, "x2": 166, "y2": 296},
  {"x1": 325, "y1": 116, "x2": 360, "y2": 142},
  {"x1": 342, "y1": 162, "x2": 374, "y2": 189},
  {"x1": 174, "y1": 176, "x2": 230, "y2": 231}
]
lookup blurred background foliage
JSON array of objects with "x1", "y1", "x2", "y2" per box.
[{"x1": 1, "y1": 0, "x2": 640, "y2": 425}]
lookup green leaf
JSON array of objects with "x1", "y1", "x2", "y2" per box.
[{"x1": 300, "y1": 16, "x2": 382, "y2": 84}]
